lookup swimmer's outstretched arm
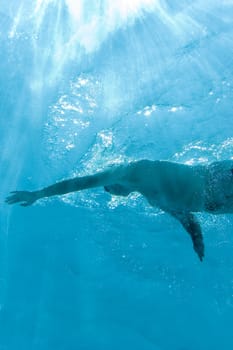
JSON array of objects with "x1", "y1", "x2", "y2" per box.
[{"x1": 5, "y1": 168, "x2": 121, "y2": 207}]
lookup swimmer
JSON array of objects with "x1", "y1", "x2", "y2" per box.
[{"x1": 5, "y1": 159, "x2": 233, "y2": 261}]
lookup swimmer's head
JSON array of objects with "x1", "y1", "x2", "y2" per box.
[{"x1": 104, "y1": 184, "x2": 131, "y2": 197}]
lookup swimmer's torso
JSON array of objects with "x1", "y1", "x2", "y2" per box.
[
  {"x1": 123, "y1": 160, "x2": 207, "y2": 212},
  {"x1": 114, "y1": 159, "x2": 233, "y2": 214}
]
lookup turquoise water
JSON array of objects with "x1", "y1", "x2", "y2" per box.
[{"x1": 1, "y1": 1, "x2": 233, "y2": 349}]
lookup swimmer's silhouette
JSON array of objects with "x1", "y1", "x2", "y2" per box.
[{"x1": 5, "y1": 160, "x2": 233, "y2": 261}]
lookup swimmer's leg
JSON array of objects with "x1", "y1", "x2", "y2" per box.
[{"x1": 170, "y1": 211, "x2": 205, "y2": 261}]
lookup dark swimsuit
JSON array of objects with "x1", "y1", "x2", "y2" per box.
[{"x1": 204, "y1": 165, "x2": 233, "y2": 213}]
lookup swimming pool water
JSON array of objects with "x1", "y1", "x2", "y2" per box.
[{"x1": 1, "y1": 1, "x2": 233, "y2": 349}]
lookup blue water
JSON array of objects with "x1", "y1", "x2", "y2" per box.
[{"x1": 1, "y1": 1, "x2": 233, "y2": 349}]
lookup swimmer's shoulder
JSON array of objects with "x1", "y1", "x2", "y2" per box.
[
  {"x1": 118, "y1": 159, "x2": 158, "y2": 184},
  {"x1": 207, "y1": 159, "x2": 233, "y2": 173}
]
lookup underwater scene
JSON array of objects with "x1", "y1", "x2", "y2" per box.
[{"x1": 1, "y1": 1, "x2": 233, "y2": 349}]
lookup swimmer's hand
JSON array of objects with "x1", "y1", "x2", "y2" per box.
[
  {"x1": 5, "y1": 191, "x2": 40, "y2": 207},
  {"x1": 192, "y1": 236, "x2": 205, "y2": 262}
]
